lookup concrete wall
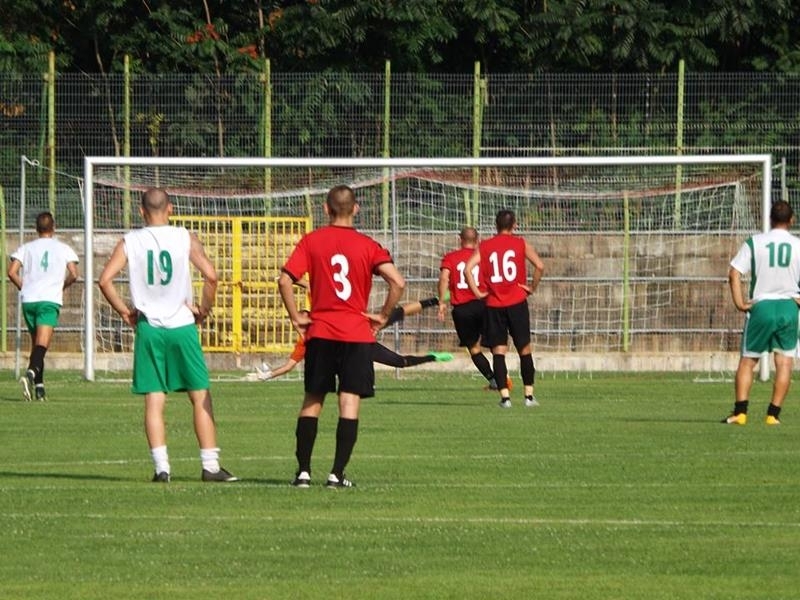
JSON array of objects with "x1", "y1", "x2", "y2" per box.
[{"x1": 4, "y1": 228, "x2": 746, "y2": 372}]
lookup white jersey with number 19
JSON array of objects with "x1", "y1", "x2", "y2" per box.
[{"x1": 124, "y1": 225, "x2": 195, "y2": 328}]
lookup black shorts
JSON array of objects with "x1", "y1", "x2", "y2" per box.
[
  {"x1": 304, "y1": 338, "x2": 375, "y2": 399},
  {"x1": 451, "y1": 299, "x2": 487, "y2": 347},
  {"x1": 483, "y1": 300, "x2": 531, "y2": 350}
]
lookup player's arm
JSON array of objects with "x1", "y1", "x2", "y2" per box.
[
  {"x1": 278, "y1": 270, "x2": 311, "y2": 334},
  {"x1": 188, "y1": 232, "x2": 217, "y2": 323},
  {"x1": 370, "y1": 262, "x2": 405, "y2": 331},
  {"x1": 524, "y1": 241, "x2": 545, "y2": 293},
  {"x1": 464, "y1": 249, "x2": 485, "y2": 299},
  {"x1": 7, "y1": 258, "x2": 23, "y2": 291},
  {"x1": 63, "y1": 261, "x2": 79, "y2": 290},
  {"x1": 270, "y1": 358, "x2": 299, "y2": 379},
  {"x1": 437, "y1": 267, "x2": 450, "y2": 321},
  {"x1": 98, "y1": 239, "x2": 138, "y2": 327},
  {"x1": 728, "y1": 266, "x2": 752, "y2": 312}
]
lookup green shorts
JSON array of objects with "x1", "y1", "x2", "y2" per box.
[
  {"x1": 741, "y1": 298, "x2": 800, "y2": 357},
  {"x1": 132, "y1": 318, "x2": 210, "y2": 394},
  {"x1": 22, "y1": 301, "x2": 61, "y2": 334}
]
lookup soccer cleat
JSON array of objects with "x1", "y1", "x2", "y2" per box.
[
  {"x1": 152, "y1": 471, "x2": 171, "y2": 483},
  {"x1": 427, "y1": 351, "x2": 453, "y2": 362},
  {"x1": 721, "y1": 413, "x2": 747, "y2": 425},
  {"x1": 201, "y1": 467, "x2": 239, "y2": 482},
  {"x1": 524, "y1": 395, "x2": 539, "y2": 407},
  {"x1": 292, "y1": 471, "x2": 311, "y2": 488},
  {"x1": 498, "y1": 398, "x2": 512, "y2": 409},
  {"x1": 20, "y1": 371, "x2": 34, "y2": 402},
  {"x1": 35, "y1": 385, "x2": 46, "y2": 402},
  {"x1": 765, "y1": 415, "x2": 781, "y2": 426},
  {"x1": 326, "y1": 473, "x2": 355, "y2": 488},
  {"x1": 485, "y1": 377, "x2": 513, "y2": 392}
]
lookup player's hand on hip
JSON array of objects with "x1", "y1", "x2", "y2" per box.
[{"x1": 364, "y1": 311, "x2": 388, "y2": 333}]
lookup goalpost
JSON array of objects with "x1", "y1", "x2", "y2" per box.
[{"x1": 80, "y1": 154, "x2": 773, "y2": 381}]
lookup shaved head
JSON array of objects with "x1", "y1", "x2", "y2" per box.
[
  {"x1": 460, "y1": 226, "x2": 478, "y2": 245},
  {"x1": 141, "y1": 188, "x2": 170, "y2": 213},
  {"x1": 326, "y1": 185, "x2": 357, "y2": 218}
]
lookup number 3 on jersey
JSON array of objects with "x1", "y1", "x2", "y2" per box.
[{"x1": 331, "y1": 253, "x2": 352, "y2": 300}]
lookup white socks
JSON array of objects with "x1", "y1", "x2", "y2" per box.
[
  {"x1": 200, "y1": 447, "x2": 221, "y2": 473},
  {"x1": 151, "y1": 445, "x2": 170, "y2": 474},
  {"x1": 151, "y1": 446, "x2": 222, "y2": 474}
]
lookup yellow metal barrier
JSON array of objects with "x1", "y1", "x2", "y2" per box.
[{"x1": 171, "y1": 216, "x2": 311, "y2": 353}]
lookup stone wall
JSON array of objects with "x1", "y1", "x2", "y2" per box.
[{"x1": 3, "y1": 228, "x2": 746, "y2": 371}]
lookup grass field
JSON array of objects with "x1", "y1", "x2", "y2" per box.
[{"x1": 1, "y1": 370, "x2": 799, "y2": 599}]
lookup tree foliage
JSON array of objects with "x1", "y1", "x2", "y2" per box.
[{"x1": 2, "y1": 0, "x2": 800, "y2": 74}]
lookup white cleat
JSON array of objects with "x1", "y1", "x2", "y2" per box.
[{"x1": 20, "y1": 375, "x2": 32, "y2": 402}]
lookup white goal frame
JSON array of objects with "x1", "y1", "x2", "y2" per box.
[{"x1": 83, "y1": 154, "x2": 773, "y2": 381}]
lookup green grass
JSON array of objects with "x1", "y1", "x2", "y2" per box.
[{"x1": 1, "y1": 371, "x2": 799, "y2": 599}]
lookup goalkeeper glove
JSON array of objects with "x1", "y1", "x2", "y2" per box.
[{"x1": 254, "y1": 363, "x2": 273, "y2": 381}]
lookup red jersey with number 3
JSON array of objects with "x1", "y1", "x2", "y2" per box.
[
  {"x1": 479, "y1": 233, "x2": 528, "y2": 308},
  {"x1": 440, "y1": 247, "x2": 484, "y2": 306},
  {"x1": 282, "y1": 224, "x2": 394, "y2": 342}
]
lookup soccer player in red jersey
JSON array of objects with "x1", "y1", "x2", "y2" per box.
[
  {"x1": 278, "y1": 184, "x2": 405, "y2": 488},
  {"x1": 437, "y1": 226, "x2": 504, "y2": 390},
  {"x1": 464, "y1": 210, "x2": 545, "y2": 408}
]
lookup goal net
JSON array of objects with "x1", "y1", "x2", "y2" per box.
[{"x1": 20, "y1": 155, "x2": 775, "y2": 380}]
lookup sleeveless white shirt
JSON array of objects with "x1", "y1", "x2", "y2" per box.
[{"x1": 124, "y1": 225, "x2": 195, "y2": 328}]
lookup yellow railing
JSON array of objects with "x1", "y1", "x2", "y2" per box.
[{"x1": 171, "y1": 215, "x2": 310, "y2": 353}]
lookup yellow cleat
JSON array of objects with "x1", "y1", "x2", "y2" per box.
[
  {"x1": 722, "y1": 413, "x2": 747, "y2": 425},
  {"x1": 765, "y1": 415, "x2": 781, "y2": 426}
]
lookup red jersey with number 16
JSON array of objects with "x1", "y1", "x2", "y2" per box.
[
  {"x1": 282, "y1": 224, "x2": 394, "y2": 343},
  {"x1": 440, "y1": 247, "x2": 484, "y2": 306},
  {"x1": 479, "y1": 233, "x2": 529, "y2": 308}
]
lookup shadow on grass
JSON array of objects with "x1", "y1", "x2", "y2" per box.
[
  {"x1": 378, "y1": 399, "x2": 480, "y2": 407},
  {"x1": 0, "y1": 471, "x2": 291, "y2": 484},
  {"x1": 0, "y1": 395, "x2": 31, "y2": 403},
  {"x1": 619, "y1": 417, "x2": 716, "y2": 423},
  {"x1": 0, "y1": 470, "x2": 127, "y2": 482},
  {"x1": 226, "y1": 477, "x2": 296, "y2": 486}
]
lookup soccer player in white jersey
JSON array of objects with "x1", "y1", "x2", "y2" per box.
[
  {"x1": 8, "y1": 211, "x2": 79, "y2": 401},
  {"x1": 98, "y1": 187, "x2": 238, "y2": 482},
  {"x1": 724, "y1": 200, "x2": 800, "y2": 426}
]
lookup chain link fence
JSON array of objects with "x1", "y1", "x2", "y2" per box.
[{"x1": 2, "y1": 70, "x2": 799, "y2": 204}]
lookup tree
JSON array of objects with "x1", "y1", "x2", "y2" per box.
[
  {"x1": 3, "y1": 0, "x2": 800, "y2": 76},
  {"x1": 262, "y1": 0, "x2": 460, "y2": 71}
]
